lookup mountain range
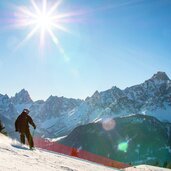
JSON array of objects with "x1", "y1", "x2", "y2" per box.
[{"x1": 0, "y1": 71, "x2": 171, "y2": 139}]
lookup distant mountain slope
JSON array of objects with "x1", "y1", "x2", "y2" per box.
[{"x1": 59, "y1": 114, "x2": 171, "y2": 165}]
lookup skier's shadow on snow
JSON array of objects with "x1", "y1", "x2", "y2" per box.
[{"x1": 11, "y1": 144, "x2": 29, "y2": 150}]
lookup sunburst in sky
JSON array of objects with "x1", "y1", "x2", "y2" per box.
[{"x1": 14, "y1": 0, "x2": 77, "y2": 55}]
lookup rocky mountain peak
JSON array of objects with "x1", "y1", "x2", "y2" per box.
[
  {"x1": 46, "y1": 95, "x2": 59, "y2": 102},
  {"x1": 90, "y1": 90, "x2": 100, "y2": 99},
  {"x1": 151, "y1": 71, "x2": 170, "y2": 81},
  {"x1": 111, "y1": 86, "x2": 121, "y2": 91},
  {"x1": 11, "y1": 89, "x2": 33, "y2": 104}
]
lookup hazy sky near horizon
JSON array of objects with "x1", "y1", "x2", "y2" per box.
[{"x1": 0, "y1": 0, "x2": 171, "y2": 101}]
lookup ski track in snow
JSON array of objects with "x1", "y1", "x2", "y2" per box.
[{"x1": 0, "y1": 134, "x2": 117, "y2": 171}]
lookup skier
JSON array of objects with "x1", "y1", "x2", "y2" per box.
[{"x1": 15, "y1": 109, "x2": 36, "y2": 149}]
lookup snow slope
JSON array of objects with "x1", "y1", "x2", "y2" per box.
[
  {"x1": 0, "y1": 134, "x2": 117, "y2": 171},
  {"x1": 124, "y1": 165, "x2": 171, "y2": 171}
]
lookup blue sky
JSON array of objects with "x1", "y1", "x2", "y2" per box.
[{"x1": 0, "y1": 0, "x2": 171, "y2": 101}]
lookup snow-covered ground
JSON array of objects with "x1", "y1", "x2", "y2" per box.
[
  {"x1": 0, "y1": 134, "x2": 117, "y2": 171},
  {"x1": 124, "y1": 165, "x2": 171, "y2": 171}
]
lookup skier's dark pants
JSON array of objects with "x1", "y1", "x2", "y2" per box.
[{"x1": 20, "y1": 130, "x2": 34, "y2": 148}]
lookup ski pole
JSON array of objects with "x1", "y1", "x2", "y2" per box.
[
  {"x1": 32, "y1": 129, "x2": 35, "y2": 137},
  {"x1": 8, "y1": 131, "x2": 16, "y2": 134}
]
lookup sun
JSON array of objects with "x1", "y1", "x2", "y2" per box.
[
  {"x1": 15, "y1": 0, "x2": 71, "y2": 51},
  {"x1": 36, "y1": 13, "x2": 52, "y2": 30}
]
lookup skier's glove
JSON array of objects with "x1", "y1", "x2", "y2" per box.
[
  {"x1": 33, "y1": 125, "x2": 36, "y2": 129},
  {"x1": 15, "y1": 129, "x2": 18, "y2": 132}
]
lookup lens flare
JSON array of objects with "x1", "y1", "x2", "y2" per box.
[
  {"x1": 118, "y1": 141, "x2": 128, "y2": 153},
  {"x1": 102, "y1": 118, "x2": 116, "y2": 131}
]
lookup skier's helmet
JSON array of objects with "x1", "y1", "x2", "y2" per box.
[{"x1": 23, "y1": 109, "x2": 30, "y2": 114}]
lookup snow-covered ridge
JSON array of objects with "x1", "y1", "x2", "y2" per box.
[{"x1": 81, "y1": 71, "x2": 171, "y2": 123}]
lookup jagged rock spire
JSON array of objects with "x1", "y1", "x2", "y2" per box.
[
  {"x1": 151, "y1": 71, "x2": 170, "y2": 81},
  {"x1": 11, "y1": 89, "x2": 33, "y2": 104}
]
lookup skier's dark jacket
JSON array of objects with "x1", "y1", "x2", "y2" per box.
[{"x1": 15, "y1": 112, "x2": 36, "y2": 132}]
